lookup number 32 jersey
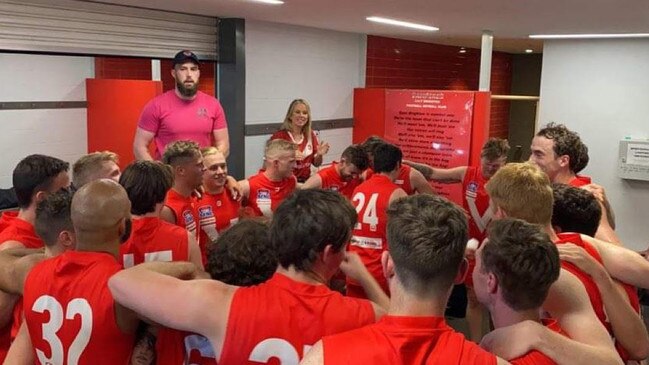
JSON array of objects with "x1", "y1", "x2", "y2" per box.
[{"x1": 23, "y1": 251, "x2": 135, "y2": 365}]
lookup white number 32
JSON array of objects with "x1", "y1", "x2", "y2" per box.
[{"x1": 32, "y1": 295, "x2": 93, "y2": 365}]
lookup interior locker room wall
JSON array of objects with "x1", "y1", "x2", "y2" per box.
[
  {"x1": 244, "y1": 20, "x2": 366, "y2": 177},
  {"x1": 539, "y1": 39, "x2": 649, "y2": 250}
]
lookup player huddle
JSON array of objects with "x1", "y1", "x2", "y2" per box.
[{"x1": 0, "y1": 122, "x2": 648, "y2": 365}]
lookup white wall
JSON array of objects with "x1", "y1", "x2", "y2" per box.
[
  {"x1": 539, "y1": 39, "x2": 649, "y2": 250},
  {"x1": 244, "y1": 20, "x2": 366, "y2": 177},
  {"x1": 0, "y1": 53, "x2": 93, "y2": 187}
]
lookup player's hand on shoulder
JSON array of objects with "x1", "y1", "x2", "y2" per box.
[{"x1": 480, "y1": 320, "x2": 542, "y2": 360}]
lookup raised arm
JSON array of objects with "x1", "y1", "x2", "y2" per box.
[
  {"x1": 301, "y1": 174, "x2": 323, "y2": 190},
  {"x1": 584, "y1": 235, "x2": 649, "y2": 289},
  {"x1": 108, "y1": 261, "x2": 235, "y2": 358},
  {"x1": 543, "y1": 268, "x2": 619, "y2": 354},
  {"x1": 339, "y1": 252, "x2": 389, "y2": 314},
  {"x1": 481, "y1": 320, "x2": 622, "y2": 365},
  {"x1": 403, "y1": 161, "x2": 467, "y2": 183},
  {"x1": 409, "y1": 169, "x2": 435, "y2": 195},
  {"x1": 558, "y1": 243, "x2": 649, "y2": 359},
  {"x1": 133, "y1": 127, "x2": 155, "y2": 161},
  {"x1": 0, "y1": 249, "x2": 44, "y2": 295}
]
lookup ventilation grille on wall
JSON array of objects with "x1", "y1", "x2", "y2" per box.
[{"x1": 0, "y1": 0, "x2": 218, "y2": 60}]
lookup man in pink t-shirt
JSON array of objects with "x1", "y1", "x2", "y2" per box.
[{"x1": 134, "y1": 50, "x2": 229, "y2": 160}]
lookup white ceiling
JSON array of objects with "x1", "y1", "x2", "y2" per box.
[{"x1": 96, "y1": 0, "x2": 649, "y2": 53}]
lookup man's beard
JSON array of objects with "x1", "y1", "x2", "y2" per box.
[{"x1": 176, "y1": 79, "x2": 198, "y2": 97}]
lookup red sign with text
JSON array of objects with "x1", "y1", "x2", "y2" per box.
[{"x1": 383, "y1": 90, "x2": 474, "y2": 203}]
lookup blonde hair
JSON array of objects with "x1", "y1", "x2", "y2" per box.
[
  {"x1": 486, "y1": 162, "x2": 553, "y2": 225},
  {"x1": 264, "y1": 139, "x2": 296, "y2": 160},
  {"x1": 201, "y1": 146, "x2": 223, "y2": 158},
  {"x1": 280, "y1": 99, "x2": 312, "y2": 137},
  {"x1": 163, "y1": 140, "x2": 201, "y2": 166},
  {"x1": 73, "y1": 151, "x2": 119, "y2": 188}
]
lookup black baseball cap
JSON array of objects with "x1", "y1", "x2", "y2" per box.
[{"x1": 173, "y1": 50, "x2": 200, "y2": 66}]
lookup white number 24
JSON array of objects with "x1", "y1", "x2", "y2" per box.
[
  {"x1": 352, "y1": 192, "x2": 379, "y2": 228},
  {"x1": 32, "y1": 295, "x2": 92, "y2": 365}
]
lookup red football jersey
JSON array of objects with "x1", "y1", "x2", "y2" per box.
[
  {"x1": 271, "y1": 130, "x2": 319, "y2": 182},
  {"x1": 347, "y1": 174, "x2": 399, "y2": 297},
  {"x1": 322, "y1": 315, "x2": 497, "y2": 364},
  {"x1": 156, "y1": 330, "x2": 217, "y2": 365},
  {"x1": 0, "y1": 211, "x2": 44, "y2": 249},
  {"x1": 0, "y1": 211, "x2": 44, "y2": 361},
  {"x1": 567, "y1": 175, "x2": 592, "y2": 187},
  {"x1": 165, "y1": 189, "x2": 199, "y2": 240},
  {"x1": 23, "y1": 251, "x2": 134, "y2": 365},
  {"x1": 119, "y1": 217, "x2": 189, "y2": 268},
  {"x1": 365, "y1": 165, "x2": 413, "y2": 195},
  {"x1": 196, "y1": 190, "x2": 240, "y2": 263},
  {"x1": 118, "y1": 217, "x2": 205, "y2": 365},
  {"x1": 462, "y1": 166, "x2": 492, "y2": 243},
  {"x1": 317, "y1": 162, "x2": 363, "y2": 200},
  {"x1": 511, "y1": 319, "x2": 564, "y2": 365},
  {"x1": 555, "y1": 233, "x2": 609, "y2": 329},
  {"x1": 218, "y1": 273, "x2": 375, "y2": 364},
  {"x1": 246, "y1": 171, "x2": 297, "y2": 217}
]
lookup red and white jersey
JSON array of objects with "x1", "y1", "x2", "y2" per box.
[
  {"x1": 118, "y1": 219, "x2": 205, "y2": 365},
  {"x1": 347, "y1": 174, "x2": 399, "y2": 296},
  {"x1": 119, "y1": 217, "x2": 189, "y2": 268},
  {"x1": 0, "y1": 211, "x2": 44, "y2": 361},
  {"x1": 317, "y1": 162, "x2": 363, "y2": 200},
  {"x1": 156, "y1": 330, "x2": 216, "y2": 365},
  {"x1": 218, "y1": 273, "x2": 375, "y2": 364},
  {"x1": 270, "y1": 130, "x2": 319, "y2": 182},
  {"x1": 365, "y1": 165, "x2": 414, "y2": 195},
  {"x1": 568, "y1": 175, "x2": 592, "y2": 187},
  {"x1": 165, "y1": 189, "x2": 199, "y2": 240},
  {"x1": 511, "y1": 319, "x2": 564, "y2": 365},
  {"x1": 462, "y1": 166, "x2": 492, "y2": 243},
  {"x1": 23, "y1": 251, "x2": 134, "y2": 365},
  {"x1": 196, "y1": 189, "x2": 240, "y2": 263},
  {"x1": 246, "y1": 171, "x2": 296, "y2": 218},
  {"x1": 322, "y1": 315, "x2": 496, "y2": 365}
]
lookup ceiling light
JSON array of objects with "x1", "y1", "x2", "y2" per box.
[
  {"x1": 459, "y1": 47, "x2": 467, "y2": 54},
  {"x1": 529, "y1": 33, "x2": 649, "y2": 39},
  {"x1": 525, "y1": 49, "x2": 533, "y2": 53},
  {"x1": 366, "y1": 17, "x2": 439, "y2": 31},
  {"x1": 250, "y1": 0, "x2": 284, "y2": 4}
]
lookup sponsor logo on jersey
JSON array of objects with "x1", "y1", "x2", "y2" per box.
[
  {"x1": 198, "y1": 206, "x2": 213, "y2": 219},
  {"x1": 183, "y1": 210, "x2": 195, "y2": 225},
  {"x1": 257, "y1": 189, "x2": 271, "y2": 200},
  {"x1": 395, "y1": 179, "x2": 404, "y2": 185}
]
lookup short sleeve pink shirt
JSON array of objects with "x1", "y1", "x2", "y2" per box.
[{"x1": 138, "y1": 90, "x2": 227, "y2": 159}]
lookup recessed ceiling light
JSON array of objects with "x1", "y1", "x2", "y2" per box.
[
  {"x1": 529, "y1": 33, "x2": 649, "y2": 39},
  {"x1": 250, "y1": 0, "x2": 284, "y2": 4},
  {"x1": 366, "y1": 16, "x2": 439, "y2": 31},
  {"x1": 459, "y1": 47, "x2": 467, "y2": 54},
  {"x1": 525, "y1": 49, "x2": 533, "y2": 53}
]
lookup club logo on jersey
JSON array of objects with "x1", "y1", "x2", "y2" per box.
[
  {"x1": 257, "y1": 189, "x2": 271, "y2": 200},
  {"x1": 198, "y1": 206, "x2": 214, "y2": 219},
  {"x1": 197, "y1": 107, "x2": 208, "y2": 118},
  {"x1": 216, "y1": 199, "x2": 222, "y2": 207},
  {"x1": 183, "y1": 210, "x2": 195, "y2": 225}
]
